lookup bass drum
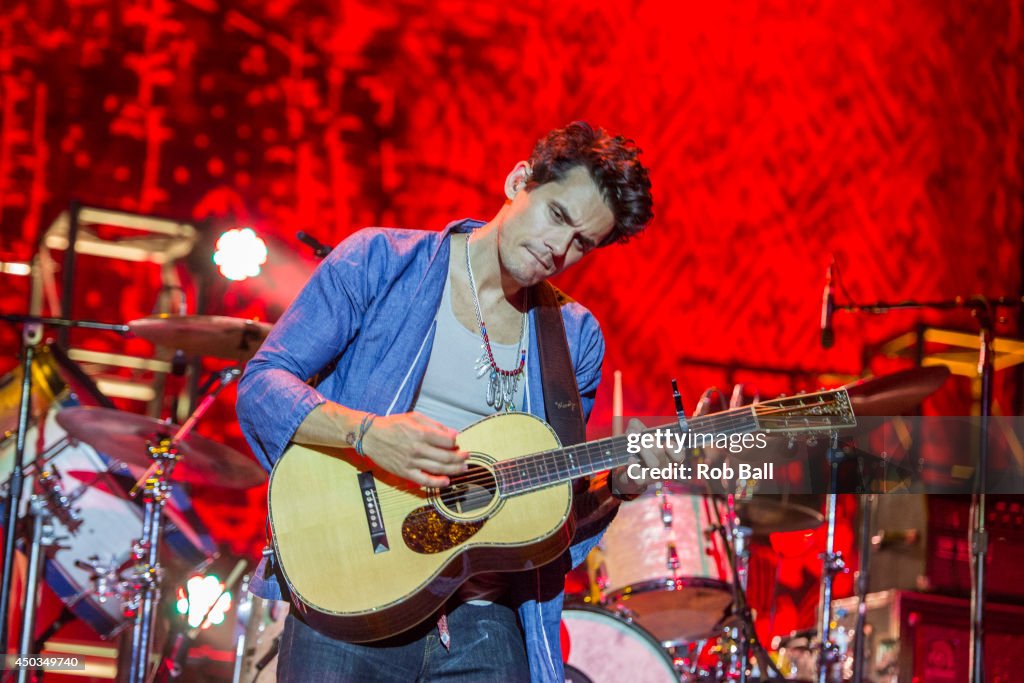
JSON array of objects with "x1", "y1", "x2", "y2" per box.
[
  {"x1": 600, "y1": 485, "x2": 733, "y2": 645},
  {"x1": 561, "y1": 605, "x2": 677, "y2": 683}
]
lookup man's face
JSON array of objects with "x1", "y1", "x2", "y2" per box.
[{"x1": 497, "y1": 165, "x2": 616, "y2": 287}]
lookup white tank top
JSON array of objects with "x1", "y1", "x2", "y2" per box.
[{"x1": 411, "y1": 270, "x2": 528, "y2": 428}]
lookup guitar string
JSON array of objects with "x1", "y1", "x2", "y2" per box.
[
  {"x1": 371, "y1": 412, "x2": 753, "y2": 501},
  {"x1": 370, "y1": 395, "x2": 845, "y2": 502},
  {"x1": 492, "y1": 412, "x2": 762, "y2": 493},
  {"x1": 374, "y1": 410, "x2": 847, "y2": 505},
  {"x1": 370, "y1": 393, "x2": 846, "y2": 501}
]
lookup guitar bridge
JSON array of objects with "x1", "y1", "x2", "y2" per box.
[{"x1": 358, "y1": 471, "x2": 389, "y2": 554}]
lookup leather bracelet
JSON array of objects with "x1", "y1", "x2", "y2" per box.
[{"x1": 354, "y1": 412, "x2": 378, "y2": 457}]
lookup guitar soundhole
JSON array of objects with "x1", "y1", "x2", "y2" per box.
[{"x1": 435, "y1": 463, "x2": 497, "y2": 517}]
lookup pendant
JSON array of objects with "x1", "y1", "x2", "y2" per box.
[
  {"x1": 503, "y1": 372, "x2": 518, "y2": 412},
  {"x1": 487, "y1": 369, "x2": 498, "y2": 407},
  {"x1": 474, "y1": 349, "x2": 490, "y2": 379}
]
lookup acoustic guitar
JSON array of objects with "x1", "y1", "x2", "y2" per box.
[{"x1": 267, "y1": 388, "x2": 855, "y2": 641}]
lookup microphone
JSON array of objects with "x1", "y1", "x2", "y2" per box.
[
  {"x1": 297, "y1": 231, "x2": 331, "y2": 258},
  {"x1": 820, "y1": 262, "x2": 835, "y2": 349}
]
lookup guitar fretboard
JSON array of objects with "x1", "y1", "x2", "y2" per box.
[{"x1": 493, "y1": 408, "x2": 760, "y2": 495}]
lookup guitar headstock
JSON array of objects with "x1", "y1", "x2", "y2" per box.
[{"x1": 752, "y1": 388, "x2": 856, "y2": 434}]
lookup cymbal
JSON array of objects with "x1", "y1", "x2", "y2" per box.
[
  {"x1": 734, "y1": 497, "x2": 824, "y2": 535},
  {"x1": 128, "y1": 315, "x2": 272, "y2": 363},
  {"x1": 844, "y1": 366, "x2": 950, "y2": 416},
  {"x1": 0, "y1": 345, "x2": 67, "y2": 438},
  {"x1": 56, "y1": 407, "x2": 265, "y2": 489}
]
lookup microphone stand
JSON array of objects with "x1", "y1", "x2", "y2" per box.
[
  {"x1": 817, "y1": 432, "x2": 845, "y2": 683},
  {"x1": 0, "y1": 314, "x2": 129, "y2": 658},
  {"x1": 832, "y1": 294, "x2": 1018, "y2": 683},
  {"x1": 852, "y1": 493, "x2": 875, "y2": 683}
]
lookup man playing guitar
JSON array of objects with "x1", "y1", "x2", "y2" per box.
[{"x1": 237, "y1": 121, "x2": 664, "y2": 681}]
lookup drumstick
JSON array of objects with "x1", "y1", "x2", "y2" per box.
[{"x1": 612, "y1": 370, "x2": 623, "y2": 437}]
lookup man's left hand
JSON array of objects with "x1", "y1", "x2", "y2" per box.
[{"x1": 609, "y1": 418, "x2": 680, "y2": 498}]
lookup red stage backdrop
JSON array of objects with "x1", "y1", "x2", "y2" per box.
[{"x1": 0, "y1": 0, "x2": 1020, "y2": 643}]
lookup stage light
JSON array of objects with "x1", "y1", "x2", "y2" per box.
[
  {"x1": 0, "y1": 261, "x2": 31, "y2": 276},
  {"x1": 212, "y1": 228, "x2": 267, "y2": 281},
  {"x1": 176, "y1": 574, "x2": 232, "y2": 629}
]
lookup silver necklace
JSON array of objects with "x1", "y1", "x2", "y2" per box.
[{"x1": 464, "y1": 235, "x2": 527, "y2": 412}]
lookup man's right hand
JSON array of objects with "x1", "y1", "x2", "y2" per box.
[{"x1": 361, "y1": 412, "x2": 470, "y2": 488}]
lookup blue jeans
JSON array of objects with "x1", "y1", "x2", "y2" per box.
[{"x1": 276, "y1": 601, "x2": 531, "y2": 682}]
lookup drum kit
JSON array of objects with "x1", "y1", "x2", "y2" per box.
[
  {"x1": 0, "y1": 312, "x2": 268, "y2": 683},
  {"x1": 561, "y1": 367, "x2": 951, "y2": 683}
]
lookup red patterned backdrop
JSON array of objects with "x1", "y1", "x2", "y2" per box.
[{"x1": 0, "y1": 0, "x2": 1020, "y2": 649}]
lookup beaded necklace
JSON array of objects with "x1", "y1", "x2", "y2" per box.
[{"x1": 464, "y1": 235, "x2": 527, "y2": 412}]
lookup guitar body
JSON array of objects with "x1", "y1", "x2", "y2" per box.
[{"x1": 267, "y1": 412, "x2": 573, "y2": 642}]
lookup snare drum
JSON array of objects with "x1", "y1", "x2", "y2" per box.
[
  {"x1": 0, "y1": 401, "x2": 214, "y2": 637},
  {"x1": 601, "y1": 486, "x2": 733, "y2": 645},
  {"x1": 561, "y1": 605, "x2": 677, "y2": 683}
]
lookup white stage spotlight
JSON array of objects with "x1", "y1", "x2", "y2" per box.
[{"x1": 213, "y1": 228, "x2": 267, "y2": 281}]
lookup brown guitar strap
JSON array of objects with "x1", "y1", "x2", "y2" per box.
[{"x1": 531, "y1": 282, "x2": 586, "y2": 446}]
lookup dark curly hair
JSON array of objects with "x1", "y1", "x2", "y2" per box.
[{"x1": 526, "y1": 121, "x2": 653, "y2": 245}]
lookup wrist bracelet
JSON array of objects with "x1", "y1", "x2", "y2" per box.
[{"x1": 355, "y1": 412, "x2": 378, "y2": 457}]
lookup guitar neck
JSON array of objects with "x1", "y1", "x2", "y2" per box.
[{"x1": 494, "y1": 408, "x2": 759, "y2": 495}]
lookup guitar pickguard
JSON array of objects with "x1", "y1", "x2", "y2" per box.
[{"x1": 401, "y1": 506, "x2": 485, "y2": 554}]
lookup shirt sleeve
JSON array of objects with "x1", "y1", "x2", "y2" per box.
[{"x1": 236, "y1": 230, "x2": 378, "y2": 471}]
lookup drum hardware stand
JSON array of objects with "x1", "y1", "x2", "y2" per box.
[
  {"x1": 730, "y1": 513, "x2": 753, "y2": 683},
  {"x1": 0, "y1": 319, "x2": 43, "y2": 658},
  {"x1": 121, "y1": 439, "x2": 176, "y2": 683},
  {"x1": 3, "y1": 464, "x2": 80, "y2": 679},
  {"x1": 0, "y1": 313, "x2": 128, "y2": 657},
  {"x1": 851, "y1": 493, "x2": 875, "y2": 683},
  {"x1": 75, "y1": 555, "x2": 135, "y2": 612},
  {"x1": 229, "y1": 575, "x2": 252, "y2": 683},
  {"x1": 118, "y1": 367, "x2": 241, "y2": 683},
  {"x1": 816, "y1": 431, "x2": 846, "y2": 683},
  {"x1": 714, "y1": 492, "x2": 782, "y2": 682},
  {"x1": 828, "y1": 291, "x2": 1020, "y2": 683},
  {"x1": 14, "y1": 489, "x2": 72, "y2": 679}
]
